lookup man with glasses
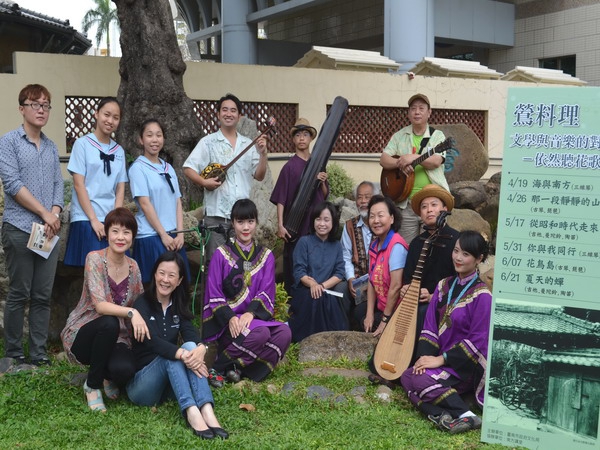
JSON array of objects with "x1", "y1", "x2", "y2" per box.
[
  {"x1": 379, "y1": 94, "x2": 450, "y2": 244},
  {"x1": 270, "y1": 118, "x2": 328, "y2": 294},
  {"x1": 0, "y1": 84, "x2": 63, "y2": 366}
]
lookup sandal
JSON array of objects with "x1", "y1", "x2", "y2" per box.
[
  {"x1": 103, "y1": 379, "x2": 119, "y2": 400},
  {"x1": 83, "y1": 381, "x2": 107, "y2": 412},
  {"x1": 208, "y1": 369, "x2": 224, "y2": 388}
]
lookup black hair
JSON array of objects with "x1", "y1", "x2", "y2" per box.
[
  {"x1": 96, "y1": 96, "x2": 121, "y2": 113},
  {"x1": 367, "y1": 194, "x2": 401, "y2": 233},
  {"x1": 139, "y1": 118, "x2": 166, "y2": 140},
  {"x1": 230, "y1": 198, "x2": 259, "y2": 222},
  {"x1": 146, "y1": 251, "x2": 193, "y2": 320},
  {"x1": 456, "y1": 230, "x2": 489, "y2": 263},
  {"x1": 309, "y1": 201, "x2": 339, "y2": 242},
  {"x1": 217, "y1": 93, "x2": 243, "y2": 114}
]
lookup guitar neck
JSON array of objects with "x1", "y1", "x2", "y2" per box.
[
  {"x1": 411, "y1": 147, "x2": 435, "y2": 168},
  {"x1": 223, "y1": 122, "x2": 274, "y2": 171}
]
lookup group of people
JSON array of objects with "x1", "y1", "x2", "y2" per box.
[{"x1": 0, "y1": 84, "x2": 491, "y2": 436}]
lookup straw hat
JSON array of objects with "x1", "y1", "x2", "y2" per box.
[
  {"x1": 411, "y1": 184, "x2": 454, "y2": 215},
  {"x1": 290, "y1": 118, "x2": 317, "y2": 139}
]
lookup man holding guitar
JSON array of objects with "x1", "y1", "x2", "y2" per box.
[
  {"x1": 184, "y1": 93, "x2": 268, "y2": 261},
  {"x1": 379, "y1": 93, "x2": 450, "y2": 244}
]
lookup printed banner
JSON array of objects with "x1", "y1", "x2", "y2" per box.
[{"x1": 482, "y1": 87, "x2": 600, "y2": 449}]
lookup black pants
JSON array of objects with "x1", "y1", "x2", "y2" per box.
[{"x1": 71, "y1": 315, "x2": 136, "y2": 389}]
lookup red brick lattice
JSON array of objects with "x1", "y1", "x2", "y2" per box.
[
  {"x1": 65, "y1": 97, "x2": 485, "y2": 154},
  {"x1": 331, "y1": 105, "x2": 486, "y2": 153}
]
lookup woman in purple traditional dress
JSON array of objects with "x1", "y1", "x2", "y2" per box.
[
  {"x1": 203, "y1": 199, "x2": 291, "y2": 385},
  {"x1": 400, "y1": 230, "x2": 492, "y2": 434}
]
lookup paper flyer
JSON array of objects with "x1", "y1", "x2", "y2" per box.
[
  {"x1": 26, "y1": 222, "x2": 59, "y2": 259},
  {"x1": 482, "y1": 87, "x2": 600, "y2": 449}
]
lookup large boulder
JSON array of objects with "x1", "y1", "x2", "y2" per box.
[
  {"x1": 446, "y1": 208, "x2": 491, "y2": 239},
  {"x1": 298, "y1": 331, "x2": 376, "y2": 363},
  {"x1": 433, "y1": 123, "x2": 488, "y2": 184},
  {"x1": 450, "y1": 181, "x2": 487, "y2": 210}
]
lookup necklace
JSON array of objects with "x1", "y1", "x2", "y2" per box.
[
  {"x1": 441, "y1": 274, "x2": 477, "y2": 329},
  {"x1": 234, "y1": 240, "x2": 255, "y2": 286}
]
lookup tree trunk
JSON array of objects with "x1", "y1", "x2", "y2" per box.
[{"x1": 113, "y1": 0, "x2": 203, "y2": 208}]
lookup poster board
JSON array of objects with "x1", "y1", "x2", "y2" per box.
[{"x1": 482, "y1": 87, "x2": 600, "y2": 449}]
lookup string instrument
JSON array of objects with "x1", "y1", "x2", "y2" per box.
[
  {"x1": 283, "y1": 96, "x2": 349, "y2": 241},
  {"x1": 373, "y1": 211, "x2": 448, "y2": 380},
  {"x1": 380, "y1": 137, "x2": 455, "y2": 203},
  {"x1": 200, "y1": 116, "x2": 276, "y2": 183}
]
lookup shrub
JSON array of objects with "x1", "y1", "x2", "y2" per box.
[
  {"x1": 273, "y1": 282, "x2": 290, "y2": 322},
  {"x1": 326, "y1": 162, "x2": 354, "y2": 199}
]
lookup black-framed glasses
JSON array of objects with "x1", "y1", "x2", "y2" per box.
[{"x1": 21, "y1": 102, "x2": 52, "y2": 111}]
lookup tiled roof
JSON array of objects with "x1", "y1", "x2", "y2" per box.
[
  {"x1": 409, "y1": 57, "x2": 502, "y2": 79},
  {"x1": 295, "y1": 46, "x2": 400, "y2": 72},
  {"x1": 501, "y1": 66, "x2": 587, "y2": 85},
  {"x1": 0, "y1": 0, "x2": 82, "y2": 34},
  {"x1": 494, "y1": 302, "x2": 600, "y2": 337},
  {"x1": 542, "y1": 348, "x2": 600, "y2": 368}
]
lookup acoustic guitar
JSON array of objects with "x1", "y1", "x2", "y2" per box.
[
  {"x1": 373, "y1": 212, "x2": 448, "y2": 380},
  {"x1": 200, "y1": 116, "x2": 276, "y2": 184},
  {"x1": 380, "y1": 137, "x2": 455, "y2": 203}
]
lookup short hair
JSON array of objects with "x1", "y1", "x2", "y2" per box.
[
  {"x1": 217, "y1": 93, "x2": 243, "y2": 114},
  {"x1": 309, "y1": 201, "x2": 339, "y2": 242},
  {"x1": 139, "y1": 118, "x2": 166, "y2": 140},
  {"x1": 231, "y1": 198, "x2": 258, "y2": 222},
  {"x1": 96, "y1": 96, "x2": 121, "y2": 113},
  {"x1": 367, "y1": 194, "x2": 401, "y2": 233},
  {"x1": 354, "y1": 181, "x2": 379, "y2": 198},
  {"x1": 456, "y1": 230, "x2": 489, "y2": 263},
  {"x1": 147, "y1": 251, "x2": 193, "y2": 320},
  {"x1": 104, "y1": 207, "x2": 138, "y2": 239},
  {"x1": 18, "y1": 84, "x2": 51, "y2": 105}
]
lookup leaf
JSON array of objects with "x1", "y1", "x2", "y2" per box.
[{"x1": 239, "y1": 403, "x2": 256, "y2": 412}]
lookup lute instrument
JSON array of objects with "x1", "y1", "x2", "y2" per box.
[
  {"x1": 283, "y1": 96, "x2": 349, "y2": 241},
  {"x1": 373, "y1": 211, "x2": 449, "y2": 380},
  {"x1": 380, "y1": 137, "x2": 455, "y2": 203},
  {"x1": 200, "y1": 116, "x2": 276, "y2": 184}
]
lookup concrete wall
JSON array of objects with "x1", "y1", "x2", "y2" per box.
[{"x1": 0, "y1": 51, "x2": 582, "y2": 186}]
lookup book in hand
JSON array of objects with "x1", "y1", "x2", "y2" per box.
[
  {"x1": 26, "y1": 222, "x2": 59, "y2": 259},
  {"x1": 352, "y1": 273, "x2": 369, "y2": 305}
]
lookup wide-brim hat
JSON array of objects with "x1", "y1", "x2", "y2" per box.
[
  {"x1": 290, "y1": 118, "x2": 317, "y2": 139},
  {"x1": 411, "y1": 184, "x2": 454, "y2": 215},
  {"x1": 408, "y1": 93, "x2": 430, "y2": 108}
]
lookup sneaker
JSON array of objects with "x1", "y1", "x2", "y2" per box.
[
  {"x1": 12, "y1": 356, "x2": 27, "y2": 366},
  {"x1": 441, "y1": 415, "x2": 482, "y2": 434},
  {"x1": 208, "y1": 369, "x2": 224, "y2": 388},
  {"x1": 225, "y1": 368, "x2": 241, "y2": 384},
  {"x1": 427, "y1": 412, "x2": 453, "y2": 430},
  {"x1": 31, "y1": 357, "x2": 52, "y2": 367}
]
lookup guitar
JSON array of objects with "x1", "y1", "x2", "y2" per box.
[
  {"x1": 373, "y1": 212, "x2": 448, "y2": 380},
  {"x1": 200, "y1": 116, "x2": 276, "y2": 184},
  {"x1": 380, "y1": 137, "x2": 455, "y2": 203}
]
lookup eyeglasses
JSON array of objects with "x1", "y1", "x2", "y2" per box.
[{"x1": 21, "y1": 102, "x2": 52, "y2": 111}]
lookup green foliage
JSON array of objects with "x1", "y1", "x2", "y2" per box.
[
  {"x1": 82, "y1": 0, "x2": 119, "y2": 56},
  {"x1": 273, "y1": 282, "x2": 290, "y2": 323},
  {"x1": 63, "y1": 179, "x2": 73, "y2": 206},
  {"x1": 326, "y1": 162, "x2": 354, "y2": 199}
]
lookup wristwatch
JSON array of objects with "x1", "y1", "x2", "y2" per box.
[{"x1": 127, "y1": 309, "x2": 134, "y2": 319}]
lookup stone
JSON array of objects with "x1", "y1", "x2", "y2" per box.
[
  {"x1": 298, "y1": 331, "x2": 376, "y2": 363},
  {"x1": 282, "y1": 382, "x2": 297, "y2": 394},
  {"x1": 375, "y1": 385, "x2": 393, "y2": 402},
  {"x1": 446, "y1": 209, "x2": 491, "y2": 239},
  {"x1": 266, "y1": 384, "x2": 278, "y2": 394},
  {"x1": 0, "y1": 357, "x2": 13, "y2": 374},
  {"x1": 433, "y1": 123, "x2": 488, "y2": 184},
  {"x1": 449, "y1": 181, "x2": 487, "y2": 210},
  {"x1": 302, "y1": 367, "x2": 371, "y2": 379},
  {"x1": 306, "y1": 385, "x2": 334, "y2": 400},
  {"x1": 349, "y1": 386, "x2": 367, "y2": 396}
]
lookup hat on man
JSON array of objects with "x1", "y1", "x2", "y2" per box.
[
  {"x1": 408, "y1": 93, "x2": 430, "y2": 108},
  {"x1": 411, "y1": 184, "x2": 454, "y2": 215},
  {"x1": 290, "y1": 118, "x2": 317, "y2": 139}
]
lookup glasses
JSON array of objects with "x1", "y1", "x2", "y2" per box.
[{"x1": 21, "y1": 102, "x2": 52, "y2": 111}]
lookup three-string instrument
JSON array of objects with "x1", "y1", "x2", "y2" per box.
[
  {"x1": 380, "y1": 137, "x2": 455, "y2": 203},
  {"x1": 373, "y1": 212, "x2": 449, "y2": 380},
  {"x1": 283, "y1": 96, "x2": 349, "y2": 241},
  {"x1": 200, "y1": 117, "x2": 276, "y2": 184}
]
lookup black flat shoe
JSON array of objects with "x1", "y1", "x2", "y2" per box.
[
  {"x1": 193, "y1": 428, "x2": 215, "y2": 440},
  {"x1": 209, "y1": 427, "x2": 229, "y2": 439}
]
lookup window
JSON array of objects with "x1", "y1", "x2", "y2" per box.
[{"x1": 539, "y1": 55, "x2": 576, "y2": 77}]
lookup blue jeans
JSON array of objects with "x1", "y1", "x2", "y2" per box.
[{"x1": 126, "y1": 342, "x2": 214, "y2": 412}]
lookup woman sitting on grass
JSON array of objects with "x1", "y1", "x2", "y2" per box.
[
  {"x1": 203, "y1": 199, "x2": 291, "y2": 385},
  {"x1": 400, "y1": 230, "x2": 492, "y2": 434},
  {"x1": 126, "y1": 252, "x2": 228, "y2": 440},
  {"x1": 61, "y1": 207, "x2": 147, "y2": 412}
]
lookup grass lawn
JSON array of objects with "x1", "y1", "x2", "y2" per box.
[{"x1": 0, "y1": 342, "x2": 512, "y2": 450}]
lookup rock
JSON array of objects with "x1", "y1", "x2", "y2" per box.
[
  {"x1": 333, "y1": 395, "x2": 347, "y2": 404},
  {"x1": 446, "y1": 209, "x2": 491, "y2": 239},
  {"x1": 266, "y1": 384, "x2": 278, "y2": 394},
  {"x1": 298, "y1": 331, "x2": 377, "y2": 363},
  {"x1": 0, "y1": 357, "x2": 13, "y2": 374},
  {"x1": 449, "y1": 181, "x2": 487, "y2": 210},
  {"x1": 302, "y1": 367, "x2": 371, "y2": 379},
  {"x1": 433, "y1": 123, "x2": 488, "y2": 184},
  {"x1": 375, "y1": 385, "x2": 392, "y2": 402},
  {"x1": 306, "y1": 385, "x2": 334, "y2": 400},
  {"x1": 349, "y1": 386, "x2": 367, "y2": 396},
  {"x1": 282, "y1": 382, "x2": 297, "y2": 394}
]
